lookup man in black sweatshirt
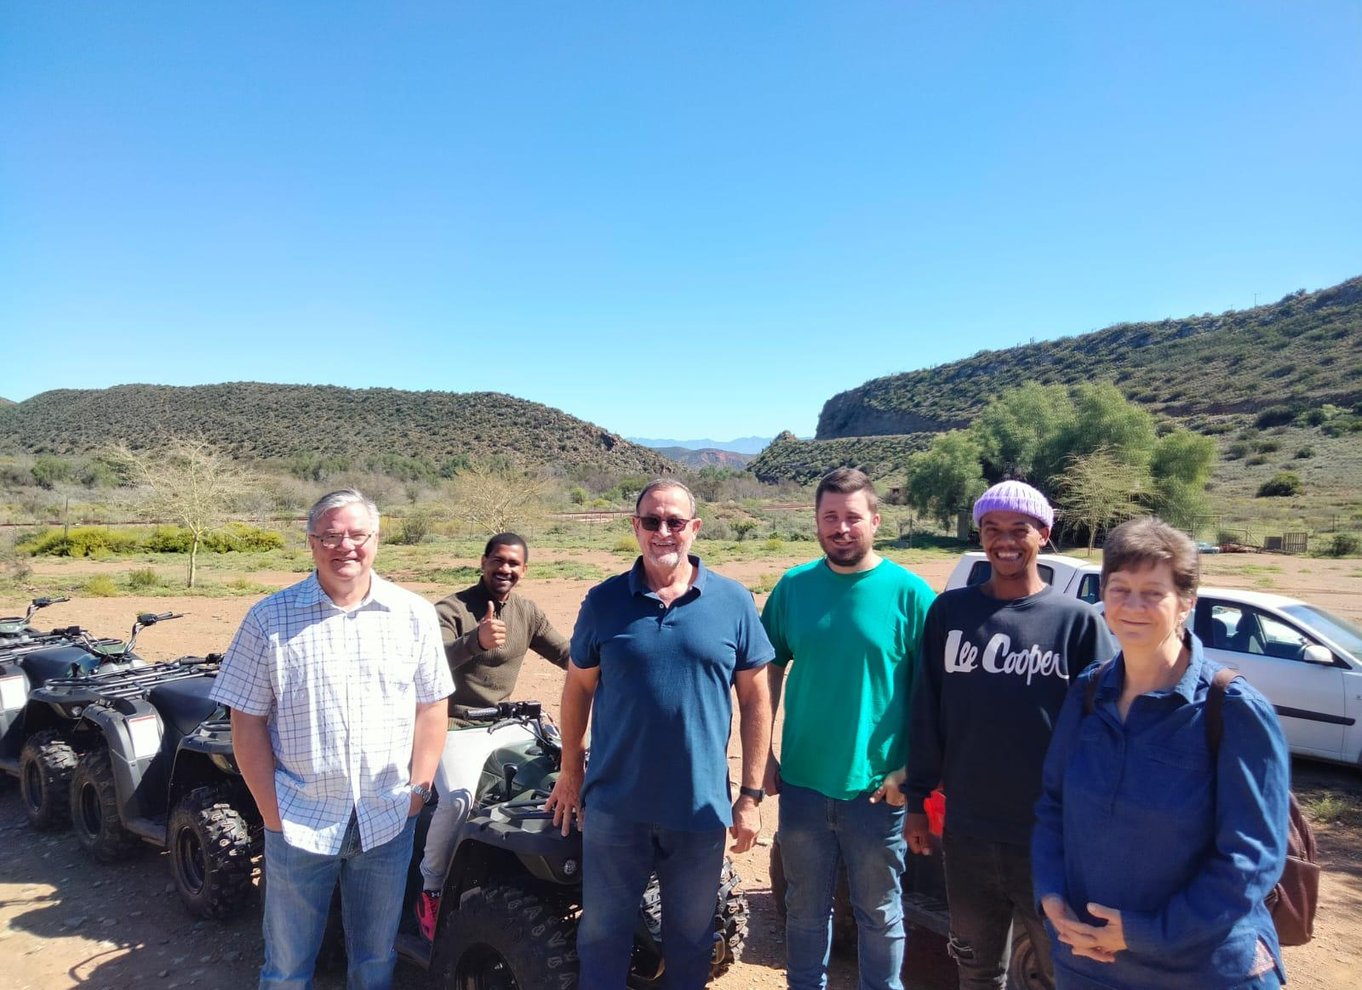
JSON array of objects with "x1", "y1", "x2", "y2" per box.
[{"x1": 902, "y1": 481, "x2": 1115, "y2": 990}]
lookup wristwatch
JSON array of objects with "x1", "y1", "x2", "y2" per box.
[
  {"x1": 738, "y1": 785, "x2": 765, "y2": 804},
  {"x1": 410, "y1": 783, "x2": 434, "y2": 805}
]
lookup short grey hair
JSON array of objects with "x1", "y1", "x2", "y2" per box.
[
  {"x1": 307, "y1": 488, "x2": 380, "y2": 535},
  {"x1": 635, "y1": 478, "x2": 697, "y2": 517}
]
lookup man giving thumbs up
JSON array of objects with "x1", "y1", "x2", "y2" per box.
[{"x1": 414, "y1": 532, "x2": 571, "y2": 939}]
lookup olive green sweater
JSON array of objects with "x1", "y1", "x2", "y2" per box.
[{"x1": 434, "y1": 582, "x2": 571, "y2": 721}]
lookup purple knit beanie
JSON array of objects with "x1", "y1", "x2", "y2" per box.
[{"x1": 972, "y1": 480, "x2": 1054, "y2": 529}]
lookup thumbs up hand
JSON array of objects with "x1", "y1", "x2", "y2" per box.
[{"x1": 477, "y1": 601, "x2": 508, "y2": 651}]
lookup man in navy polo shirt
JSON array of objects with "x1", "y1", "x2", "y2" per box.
[{"x1": 546, "y1": 478, "x2": 774, "y2": 990}]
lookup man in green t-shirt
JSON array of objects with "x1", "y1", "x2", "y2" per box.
[{"x1": 761, "y1": 468, "x2": 935, "y2": 990}]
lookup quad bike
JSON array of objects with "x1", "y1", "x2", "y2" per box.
[
  {"x1": 0, "y1": 609, "x2": 155, "y2": 794},
  {"x1": 769, "y1": 789, "x2": 1051, "y2": 990},
  {"x1": 357, "y1": 700, "x2": 751, "y2": 989},
  {"x1": 0, "y1": 596, "x2": 73, "y2": 648},
  {"x1": 56, "y1": 655, "x2": 260, "y2": 921},
  {"x1": 10, "y1": 612, "x2": 181, "y2": 829}
]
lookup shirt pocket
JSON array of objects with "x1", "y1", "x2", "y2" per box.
[{"x1": 1128, "y1": 740, "x2": 1213, "y2": 816}]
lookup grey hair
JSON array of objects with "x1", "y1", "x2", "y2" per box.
[
  {"x1": 635, "y1": 478, "x2": 697, "y2": 517},
  {"x1": 307, "y1": 488, "x2": 380, "y2": 535}
]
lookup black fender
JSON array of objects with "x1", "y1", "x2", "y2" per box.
[
  {"x1": 456, "y1": 798, "x2": 585, "y2": 886},
  {"x1": 168, "y1": 717, "x2": 255, "y2": 818},
  {"x1": 76, "y1": 697, "x2": 172, "y2": 826}
]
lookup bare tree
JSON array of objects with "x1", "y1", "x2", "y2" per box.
[
  {"x1": 447, "y1": 463, "x2": 552, "y2": 537},
  {"x1": 106, "y1": 439, "x2": 255, "y2": 588},
  {"x1": 1054, "y1": 447, "x2": 1147, "y2": 555}
]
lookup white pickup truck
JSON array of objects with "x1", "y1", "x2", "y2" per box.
[{"x1": 944, "y1": 551, "x2": 1103, "y2": 605}]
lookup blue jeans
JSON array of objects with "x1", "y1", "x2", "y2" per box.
[
  {"x1": 778, "y1": 781, "x2": 907, "y2": 990},
  {"x1": 260, "y1": 814, "x2": 417, "y2": 990},
  {"x1": 941, "y1": 830, "x2": 1053, "y2": 990},
  {"x1": 578, "y1": 807, "x2": 726, "y2": 990}
]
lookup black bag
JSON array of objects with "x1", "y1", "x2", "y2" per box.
[{"x1": 1083, "y1": 662, "x2": 1319, "y2": 945}]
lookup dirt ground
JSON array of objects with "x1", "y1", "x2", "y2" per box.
[{"x1": 2, "y1": 547, "x2": 1359, "y2": 989}]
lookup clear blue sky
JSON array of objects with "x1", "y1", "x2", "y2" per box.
[{"x1": 4, "y1": 2, "x2": 1359, "y2": 440}]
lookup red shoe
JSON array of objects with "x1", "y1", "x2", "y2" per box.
[{"x1": 416, "y1": 890, "x2": 441, "y2": 941}]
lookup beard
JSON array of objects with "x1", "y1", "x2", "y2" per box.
[
  {"x1": 647, "y1": 548, "x2": 683, "y2": 568},
  {"x1": 820, "y1": 535, "x2": 870, "y2": 568}
]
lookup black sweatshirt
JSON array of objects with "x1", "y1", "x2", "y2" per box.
[{"x1": 905, "y1": 584, "x2": 1116, "y2": 845}]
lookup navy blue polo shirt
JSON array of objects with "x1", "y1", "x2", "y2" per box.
[{"x1": 571, "y1": 555, "x2": 774, "y2": 831}]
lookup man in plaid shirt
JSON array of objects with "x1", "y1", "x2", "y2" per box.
[{"x1": 213, "y1": 488, "x2": 453, "y2": 990}]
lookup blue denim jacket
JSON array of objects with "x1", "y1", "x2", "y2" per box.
[{"x1": 1032, "y1": 634, "x2": 1290, "y2": 989}]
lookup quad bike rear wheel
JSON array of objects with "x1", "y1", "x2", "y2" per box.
[
  {"x1": 19, "y1": 730, "x2": 77, "y2": 831},
  {"x1": 1007, "y1": 923, "x2": 1053, "y2": 990},
  {"x1": 71, "y1": 746, "x2": 142, "y2": 861},
  {"x1": 433, "y1": 883, "x2": 579, "y2": 990},
  {"x1": 168, "y1": 785, "x2": 256, "y2": 919}
]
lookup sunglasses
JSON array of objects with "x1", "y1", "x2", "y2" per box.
[{"x1": 635, "y1": 515, "x2": 693, "y2": 533}]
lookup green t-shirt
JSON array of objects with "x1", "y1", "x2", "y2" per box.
[{"x1": 761, "y1": 557, "x2": 935, "y2": 799}]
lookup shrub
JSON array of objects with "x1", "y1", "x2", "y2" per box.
[
  {"x1": 203, "y1": 523, "x2": 285, "y2": 553},
  {"x1": 1294, "y1": 446, "x2": 1315, "y2": 459},
  {"x1": 1245, "y1": 455, "x2": 1267, "y2": 466},
  {"x1": 143, "y1": 526, "x2": 194, "y2": 553},
  {"x1": 83, "y1": 575, "x2": 120, "y2": 597},
  {"x1": 1224, "y1": 442, "x2": 1249, "y2": 460},
  {"x1": 1327, "y1": 533, "x2": 1361, "y2": 557},
  {"x1": 1254, "y1": 439, "x2": 1281, "y2": 453},
  {"x1": 388, "y1": 513, "x2": 433, "y2": 546},
  {"x1": 731, "y1": 520, "x2": 759, "y2": 542},
  {"x1": 19, "y1": 526, "x2": 141, "y2": 557},
  {"x1": 126, "y1": 567, "x2": 164, "y2": 590},
  {"x1": 1256, "y1": 472, "x2": 1302, "y2": 498},
  {"x1": 1254, "y1": 406, "x2": 1298, "y2": 428}
]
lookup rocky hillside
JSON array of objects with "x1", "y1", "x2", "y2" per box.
[
  {"x1": 0, "y1": 383, "x2": 674, "y2": 475},
  {"x1": 817, "y1": 276, "x2": 1362, "y2": 440}
]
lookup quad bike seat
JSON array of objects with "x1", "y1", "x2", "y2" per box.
[{"x1": 148, "y1": 675, "x2": 219, "y2": 738}]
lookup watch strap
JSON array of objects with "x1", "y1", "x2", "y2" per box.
[{"x1": 738, "y1": 785, "x2": 764, "y2": 803}]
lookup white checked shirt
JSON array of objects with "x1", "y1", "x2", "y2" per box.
[{"x1": 212, "y1": 572, "x2": 453, "y2": 855}]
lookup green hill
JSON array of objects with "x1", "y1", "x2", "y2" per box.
[
  {"x1": 817, "y1": 277, "x2": 1361, "y2": 440},
  {"x1": 0, "y1": 383, "x2": 674, "y2": 476},
  {"x1": 751, "y1": 276, "x2": 1361, "y2": 488}
]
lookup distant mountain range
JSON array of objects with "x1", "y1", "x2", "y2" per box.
[
  {"x1": 647, "y1": 446, "x2": 754, "y2": 469},
  {"x1": 628, "y1": 435, "x2": 773, "y2": 455}
]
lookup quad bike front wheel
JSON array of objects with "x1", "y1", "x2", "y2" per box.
[
  {"x1": 434, "y1": 883, "x2": 579, "y2": 990},
  {"x1": 71, "y1": 746, "x2": 142, "y2": 861},
  {"x1": 168, "y1": 785, "x2": 257, "y2": 919},
  {"x1": 633, "y1": 857, "x2": 750, "y2": 984},
  {"x1": 19, "y1": 730, "x2": 77, "y2": 831}
]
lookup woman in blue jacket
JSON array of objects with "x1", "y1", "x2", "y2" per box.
[{"x1": 1032, "y1": 517, "x2": 1290, "y2": 989}]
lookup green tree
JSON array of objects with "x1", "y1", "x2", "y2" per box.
[
  {"x1": 1149, "y1": 429, "x2": 1216, "y2": 527},
  {"x1": 31, "y1": 455, "x2": 75, "y2": 490},
  {"x1": 904, "y1": 432, "x2": 988, "y2": 536},
  {"x1": 1036, "y1": 383, "x2": 1156, "y2": 484},
  {"x1": 970, "y1": 383, "x2": 1072, "y2": 482}
]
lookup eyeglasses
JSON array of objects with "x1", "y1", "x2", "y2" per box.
[
  {"x1": 635, "y1": 515, "x2": 692, "y2": 533},
  {"x1": 311, "y1": 531, "x2": 375, "y2": 550}
]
